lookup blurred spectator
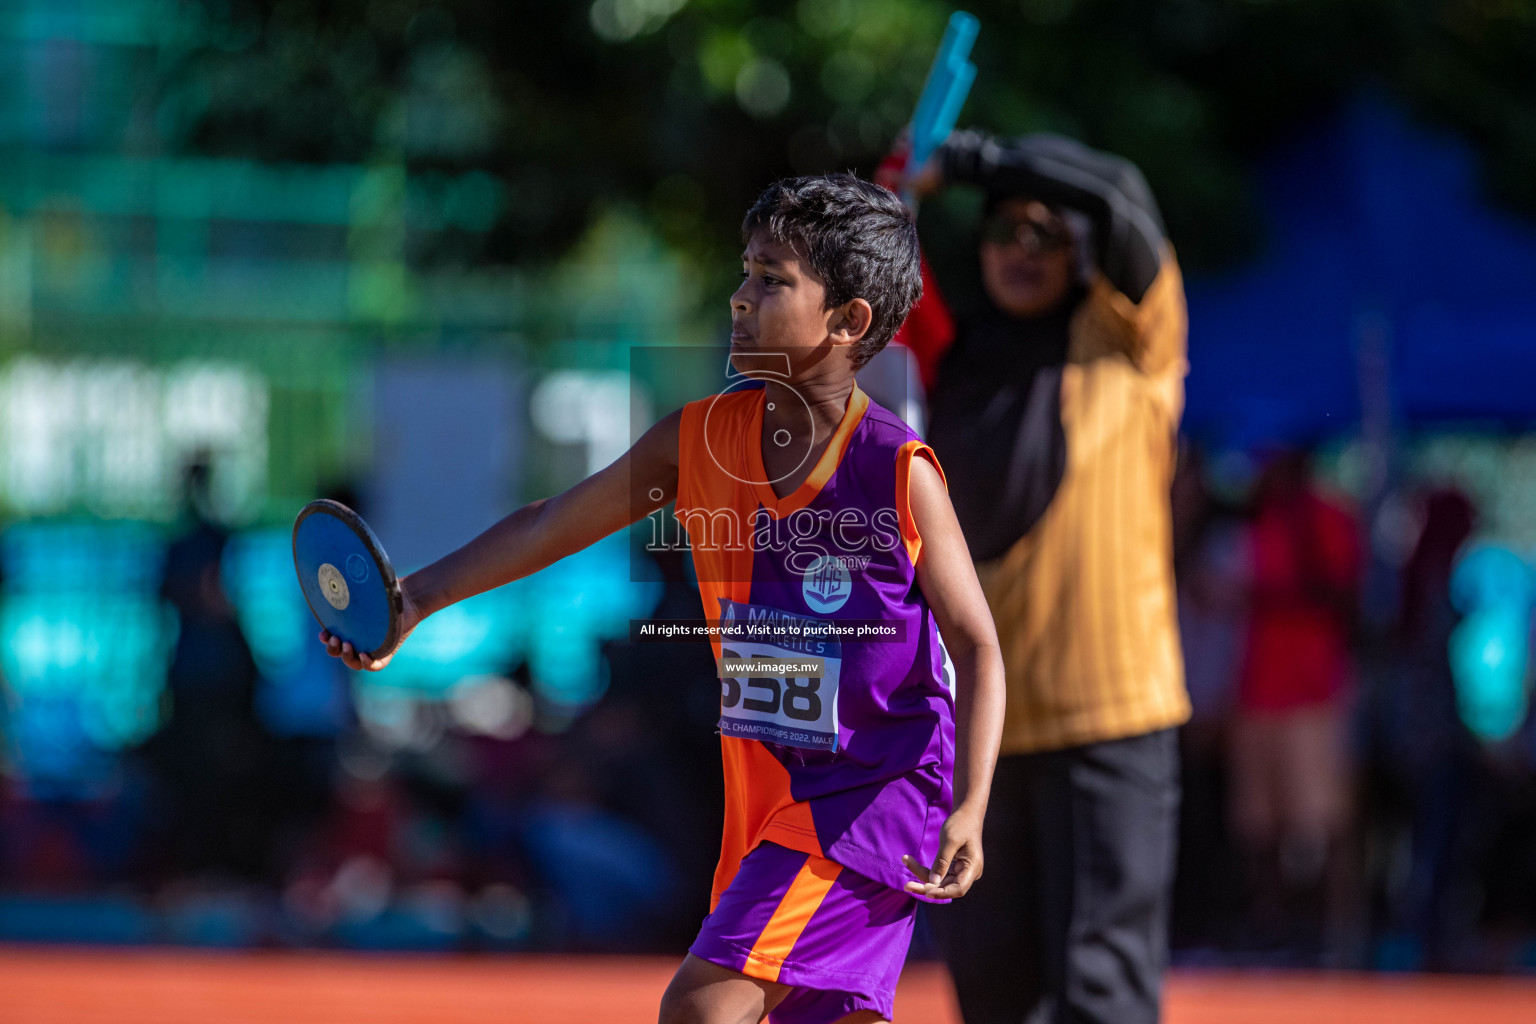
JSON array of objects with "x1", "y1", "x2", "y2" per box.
[
  {"x1": 1229, "y1": 449, "x2": 1362, "y2": 960},
  {"x1": 1174, "y1": 446, "x2": 1250, "y2": 725},
  {"x1": 1366, "y1": 487, "x2": 1480, "y2": 968},
  {"x1": 142, "y1": 456, "x2": 278, "y2": 883},
  {"x1": 516, "y1": 756, "x2": 682, "y2": 952},
  {"x1": 1170, "y1": 445, "x2": 1249, "y2": 950}
]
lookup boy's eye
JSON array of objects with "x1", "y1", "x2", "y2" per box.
[{"x1": 739, "y1": 268, "x2": 781, "y2": 286}]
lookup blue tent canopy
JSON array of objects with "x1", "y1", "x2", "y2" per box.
[{"x1": 1184, "y1": 96, "x2": 1536, "y2": 449}]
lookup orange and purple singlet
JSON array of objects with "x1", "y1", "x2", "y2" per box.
[{"x1": 676, "y1": 382, "x2": 956, "y2": 1019}]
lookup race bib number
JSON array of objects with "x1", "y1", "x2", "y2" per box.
[{"x1": 717, "y1": 599, "x2": 841, "y2": 752}]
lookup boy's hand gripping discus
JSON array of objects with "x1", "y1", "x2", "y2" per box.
[
  {"x1": 293, "y1": 499, "x2": 404, "y2": 661},
  {"x1": 902, "y1": 11, "x2": 980, "y2": 207}
]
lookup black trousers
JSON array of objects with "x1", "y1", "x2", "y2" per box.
[{"x1": 930, "y1": 728, "x2": 1180, "y2": 1024}]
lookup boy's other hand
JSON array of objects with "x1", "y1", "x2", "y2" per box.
[
  {"x1": 319, "y1": 583, "x2": 423, "y2": 672},
  {"x1": 902, "y1": 807, "x2": 984, "y2": 899}
]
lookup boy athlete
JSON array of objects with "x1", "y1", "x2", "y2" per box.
[{"x1": 323, "y1": 175, "x2": 1007, "y2": 1024}]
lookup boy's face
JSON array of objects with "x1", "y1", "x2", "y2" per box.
[{"x1": 730, "y1": 231, "x2": 867, "y2": 379}]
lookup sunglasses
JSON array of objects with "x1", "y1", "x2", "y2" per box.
[{"x1": 980, "y1": 215, "x2": 1071, "y2": 253}]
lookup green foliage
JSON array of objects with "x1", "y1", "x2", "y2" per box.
[{"x1": 171, "y1": 0, "x2": 1536, "y2": 280}]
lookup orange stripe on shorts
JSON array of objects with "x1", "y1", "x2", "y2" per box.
[{"x1": 741, "y1": 853, "x2": 843, "y2": 983}]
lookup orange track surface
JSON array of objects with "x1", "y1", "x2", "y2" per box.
[{"x1": 1, "y1": 949, "x2": 1534, "y2": 1023}]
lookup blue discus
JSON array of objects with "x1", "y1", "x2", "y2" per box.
[{"x1": 292, "y1": 499, "x2": 403, "y2": 660}]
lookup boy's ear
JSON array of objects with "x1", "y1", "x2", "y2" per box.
[{"x1": 827, "y1": 298, "x2": 874, "y2": 347}]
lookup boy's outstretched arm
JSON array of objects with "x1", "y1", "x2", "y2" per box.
[
  {"x1": 324, "y1": 409, "x2": 682, "y2": 671},
  {"x1": 900, "y1": 453, "x2": 1006, "y2": 900}
]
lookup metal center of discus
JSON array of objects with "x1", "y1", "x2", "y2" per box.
[{"x1": 318, "y1": 562, "x2": 350, "y2": 611}]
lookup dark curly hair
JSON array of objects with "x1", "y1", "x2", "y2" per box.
[{"x1": 741, "y1": 174, "x2": 922, "y2": 370}]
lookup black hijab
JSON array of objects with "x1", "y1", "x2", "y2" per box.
[{"x1": 926, "y1": 289, "x2": 1080, "y2": 562}]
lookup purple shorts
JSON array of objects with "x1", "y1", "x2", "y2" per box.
[{"x1": 689, "y1": 841, "x2": 917, "y2": 1024}]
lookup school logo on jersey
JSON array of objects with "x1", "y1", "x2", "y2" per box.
[{"x1": 802, "y1": 555, "x2": 852, "y2": 614}]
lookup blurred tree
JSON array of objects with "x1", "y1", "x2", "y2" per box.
[{"x1": 166, "y1": 0, "x2": 1536, "y2": 282}]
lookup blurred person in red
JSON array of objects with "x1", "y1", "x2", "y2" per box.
[{"x1": 1229, "y1": 448, "x2": 1362, "y2": 958}]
